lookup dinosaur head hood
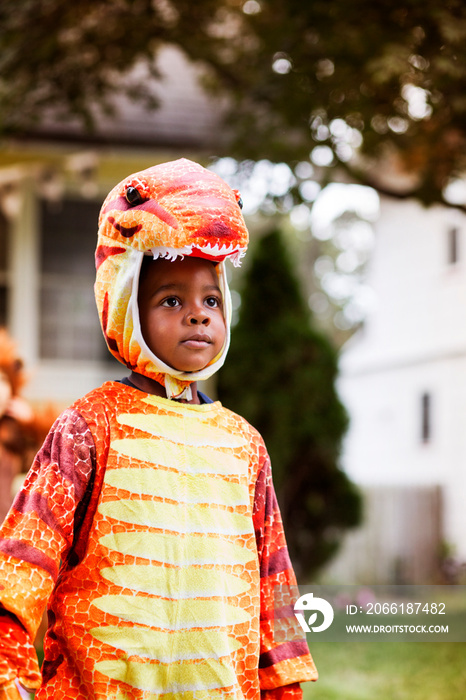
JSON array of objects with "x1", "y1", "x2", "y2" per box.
[{"x1": 95, "y1": 158, "x2": 249, "y2": 399}]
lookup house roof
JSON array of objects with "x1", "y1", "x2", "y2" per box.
[{"x1": 16, "y1": 46, "x2": 228, "y2": 152}]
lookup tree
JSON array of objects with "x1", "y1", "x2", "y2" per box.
[
  {"x1": 217, "y1": 229, "x2": 361, "y2": 578},
  {"x1": 2, "y1": 1, "x2": 466, "y2": 207}
]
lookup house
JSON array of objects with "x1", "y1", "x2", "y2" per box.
[
  {"x1": 332, "y1": 195, "x2": 466, "y2": 582},
  {"x1": 0, "y1": 46, "x2": 224, "y2": 408}
]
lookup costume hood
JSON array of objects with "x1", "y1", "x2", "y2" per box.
[{"x1": 95, "y1": 158, "x2": 249, "y2": 399}]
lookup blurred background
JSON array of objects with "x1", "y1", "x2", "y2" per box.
[{"x1": 1, "y1": 2, "x2": 466, "y2": 697}]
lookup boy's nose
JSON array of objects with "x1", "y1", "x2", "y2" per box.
[{"x1": 187, "y1": 310, "x2": 210, "y2": 325}]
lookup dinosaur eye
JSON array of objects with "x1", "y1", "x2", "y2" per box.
[
  {"x1": 233, "y1": 189, "x2": 243, "y2": 209},
  {"x1": 125, "y1": 186, "x2": 144, "y2": 206}
]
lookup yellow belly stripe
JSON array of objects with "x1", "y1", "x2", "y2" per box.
[
  {"x1": 90, "y1": 626, "x2": 241, "y2": 661},
  {"x1": 92, "y1": 595, "x2": 250, "y2": 629},
  {"x1": 100, "y1": 565, "x2": 250, "y2": 598},
  {"x1": 104, "y1": 467, "x2": 249, "y2": 506},
  {"x1": 117, "y1": 412, "x2": 246, "y2": 448},
  {"x1": 110, "y1": 439, "x2": 248, "y2": 476},
  {"x1": 99, "y1": 532, "x2": 256, "y2": 565},
  {"x1": 95, "y1": 657, "x2": 237, "y2": 693},
  {"x1": 109, "y1": 690, "x2": 241, "y2": 700},
  {"x1": 99, "y1": 500, "x2": 252, "y2": 536}
]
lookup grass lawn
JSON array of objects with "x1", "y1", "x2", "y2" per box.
[
  {"x1": 31, "y1": 640, "x2": 465, "y2": 699},
  {"x1": 302, "y1": 642, "x2": 466, "y2": 700}
]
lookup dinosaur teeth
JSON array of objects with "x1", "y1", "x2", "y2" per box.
[
  {"x1": 230, "y1": 249, "x2": 245, "y2": 267},
  {"x1": 150, "y1": 246, "x2": 192, "y2": 261},
  {"x1": 150, "y1": 244, "x2": 245, "y2": 266}
]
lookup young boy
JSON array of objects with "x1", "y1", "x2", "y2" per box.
[{"x1": 0, "y1": 159, "x2": 317, "y2": 699}]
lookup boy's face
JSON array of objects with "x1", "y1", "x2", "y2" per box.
[{"x1": 138, "y1": 256, "x2": 227, "y2": 373}]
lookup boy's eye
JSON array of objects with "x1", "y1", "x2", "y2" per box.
[
  {"x1": 206, "y1": 296, "x2": 220, "y2": 308},
  {"x1": 161, "y1": 297, "x2": 180, "y2": 308}
]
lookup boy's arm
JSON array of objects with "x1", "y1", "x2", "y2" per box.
[
  {"x1": 0, "y1": 611, "x2": 42, "y2": 697},
  {"x1": 0, "y1": 408, "x2": 97, "y2": 693},
  {"x1": 261, "y1": 684, "x2": 303, "y2": 699},
  {"x1": 253, "y1": 445, "x2": 318, "y2": 697}
]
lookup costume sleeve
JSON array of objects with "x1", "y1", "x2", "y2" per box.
[
  {"x1": 0, "y1": 611, "x2": 42, "y2": 697},
  {"x1": 0, "y1": 408, "x2": 96, "y2": 654},
  {"x1": 253, "y1": 446, "x2": 318, "y2": 696},
  {"x1": 261, "y1": 685, "x2": 303, "y2": 699}
]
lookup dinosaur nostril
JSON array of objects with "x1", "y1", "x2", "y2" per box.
[{"x1": 125, "y1": 187, "x2": 144, "y2": 206}]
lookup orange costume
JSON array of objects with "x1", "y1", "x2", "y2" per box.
[{"x1": 0, "y1": 159, "x2": 317, "y2": 699}]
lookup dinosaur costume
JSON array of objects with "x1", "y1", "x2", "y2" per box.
[{"x1": 0, "y1": 159, "x2": 317, "y2": 699}]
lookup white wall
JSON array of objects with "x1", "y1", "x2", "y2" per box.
[
  {"x1": 339, "y1": 197, "x2": 466, "y2": 559},
  {"x1": 342, "y1": 198, "x2": 466, "y2": 369}
]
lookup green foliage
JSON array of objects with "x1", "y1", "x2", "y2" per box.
[
  {"x1": 2, "y1": 1, "x2": 466, "y2": 205},
  {"x1": 217, "y1": 230, "x2": 361, "y2": 578},
  {"x1": 303, "y1": 642, "x2": 466, "y2": 700}
]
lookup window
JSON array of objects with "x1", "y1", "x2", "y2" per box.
[
  {"x1": 39, "y1": 198, "x2": 108, "y2": 362},
  {"x1": 421, "y1": 392, "x2": 432, "y2": 443},
  {"x1": 448, "y1": 226, "x2": 459, "y2": 265}
]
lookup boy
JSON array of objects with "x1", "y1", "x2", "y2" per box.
[{"x1": 0, "y1": 159, "x2": 317, "y2": 699}]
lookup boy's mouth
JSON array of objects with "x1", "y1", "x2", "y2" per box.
[{"x1": 181, "y1": 334, "x2": 212, "y2": 348}]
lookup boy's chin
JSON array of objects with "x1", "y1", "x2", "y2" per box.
[
  {"x1": 168, "y1": 349, "x2": 220, "y2": 374},
  {"x1": 155, "y1": 346, "x2": 221, "y2": 374},
  {"x1": 172, "y1": 361, "x2": 211, "y2": 373}
]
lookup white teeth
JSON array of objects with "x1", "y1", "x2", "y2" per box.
[
  {"x1": 230, "y1": 250, "x2": 245, "y2": 267},
  {"x1": 150, "y1": 246, "x2": 192, "y2": 261},
  {"x1": 150, "y1": 243, "x2": 245, "y2": 266}
]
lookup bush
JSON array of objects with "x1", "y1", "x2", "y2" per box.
[{"x1": 218, "y1": 229, "x2": 361, "y2": 578}]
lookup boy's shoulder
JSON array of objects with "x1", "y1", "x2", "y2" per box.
[
  {"x1": 70, "y1": 380, "x2": 124, "y2": 412},
  {"x1": 217, "y1": 401, "x2": 266, "y2": 450},
  {"x1": 65, "y1": 381, "x2": 135, "y2": 429}
]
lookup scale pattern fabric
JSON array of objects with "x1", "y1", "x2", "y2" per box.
[
  {"x1": 95, "y1": 158, "x2": 249, "y2": 399},
  {"x1": 0, "y1": 613, "x2": 42, "y2": 697},
  {"x1": 0, "y1": 382, "x2": 317, "y2": 699}
]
